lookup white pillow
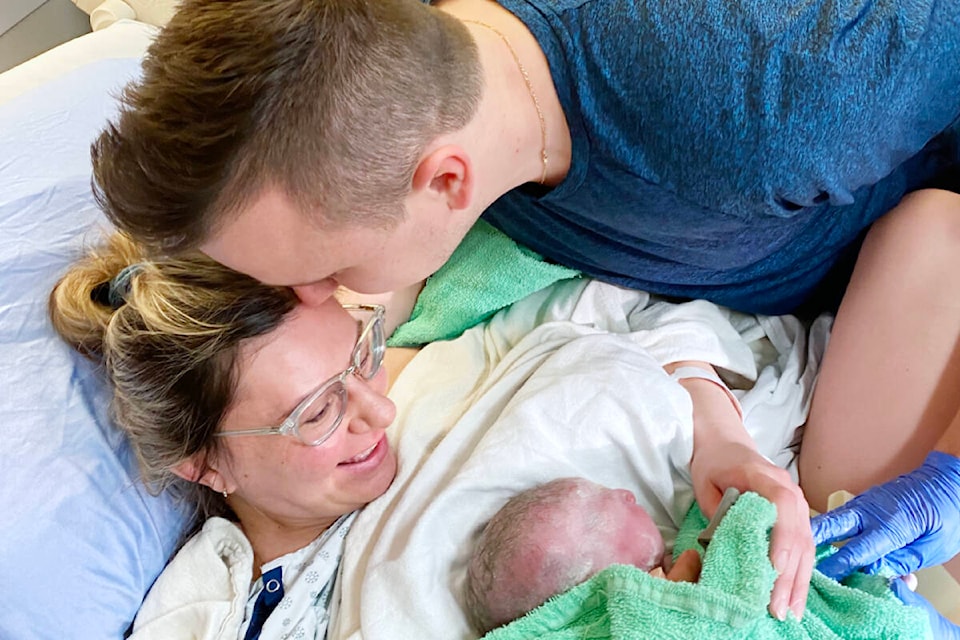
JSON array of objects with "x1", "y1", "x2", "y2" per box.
[{"x1": 0, "y1": 21, "x2": 190, "y2": 639}]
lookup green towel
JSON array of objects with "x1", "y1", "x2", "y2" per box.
[
  {"x1": 387, "y1": 220, "x2": 580, "y2": 347},
  {"x1": 482, "y1": 492, "x2": 931, "y2": 640}
]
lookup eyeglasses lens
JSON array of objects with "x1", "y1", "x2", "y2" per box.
[
  {"x1": 296, "y1": 386, "x2": 345, "y2": 445},
  {"x1": 354, "y1": 314, "x2": 385, "y2": 380}
]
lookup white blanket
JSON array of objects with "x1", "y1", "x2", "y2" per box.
[{"x1": 331, "y1": 280, "x2": 830, "y2": 640}]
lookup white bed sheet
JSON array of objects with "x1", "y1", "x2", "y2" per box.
[{"x1": 332, "y1": 279, "x2": 830, "y2": 640}]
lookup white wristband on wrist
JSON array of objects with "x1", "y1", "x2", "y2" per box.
[{"x1": 669, "y1": 366, "x2": 743, "y2": 419}]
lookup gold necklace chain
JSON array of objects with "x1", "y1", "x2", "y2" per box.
[{"x1": 464, "y1": 19, "x2": 548, "y2": 185}]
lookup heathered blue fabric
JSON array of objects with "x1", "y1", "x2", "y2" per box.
[{"x1": 472, "y1": 0, "x2": 960, "y2": 313}]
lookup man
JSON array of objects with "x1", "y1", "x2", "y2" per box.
[
  {"x1": 93, "y1": 0, "x2": 960, "y2": 313},
  {"x1": 91, "y1": 0, "x2": 960, "y2": 626}
]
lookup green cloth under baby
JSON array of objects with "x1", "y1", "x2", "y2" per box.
[
  {"x1": 387, "y1": 220, "x2": 581, "y2": 347},
  {"x1": 481, "y1": 492, "x2": 931, "y2": 640}
]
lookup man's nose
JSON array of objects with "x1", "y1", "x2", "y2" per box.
[{"x1": 293, "y1": 278, "x2": 339, "y2": 306}]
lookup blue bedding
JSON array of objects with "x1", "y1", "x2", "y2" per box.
[{"x1": 0, "y1": 58, "x2": 188, "y2": 638}]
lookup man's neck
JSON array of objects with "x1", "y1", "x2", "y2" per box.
[{"x1": 434, "y1": 0, "x2": 572, "y2": 191}]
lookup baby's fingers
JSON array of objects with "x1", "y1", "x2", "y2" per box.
[{"x1": 664, "y1": 549, "x2": 702, "y2": 583}]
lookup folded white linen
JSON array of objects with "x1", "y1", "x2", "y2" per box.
[
  {"x1": 0, "y1": 19, "x2": 156, "y2": 104},
  {"x1": 331, "y1": 279, "x2": 829, "y2": 640},
  {"x1": 71, "y1": 0, "x2": 177, "y2": 30}
]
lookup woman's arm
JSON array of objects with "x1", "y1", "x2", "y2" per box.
[{"x1": 665, "y1": 359, "x2": 814, "y2": 621}]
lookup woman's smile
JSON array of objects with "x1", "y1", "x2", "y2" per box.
[{"x1": 338, "y1": 435, "x2": 390, "y2": 471}]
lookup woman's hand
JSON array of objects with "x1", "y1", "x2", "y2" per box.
[
  {"x1": 690, "y1": 438, "x2": 814, "y2": 621},
  {"x1": 664, "y1": 361, "x2": 816, "y2": 620},
  {"x1": 812, "y1": 451, "x2": 960, "y2": 580},
  {"x1": 669, "y1": 360, "x2": 813, "y2": 622}
]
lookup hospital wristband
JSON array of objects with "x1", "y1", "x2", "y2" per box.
[{"x1": 669, "y1": 366, "x2": 743, "y2": 420}]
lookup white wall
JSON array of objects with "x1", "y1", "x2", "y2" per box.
[{"x1": 0, "y1": 0, "x2": 90, "y2": 73}]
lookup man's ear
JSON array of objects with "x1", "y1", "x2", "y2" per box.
[
  {"x1": 172, "y1": 454, "x2": 228, "y2": 493},
  {"x1": 411, "y1": 144, "x2": 474, "y2": 211}
]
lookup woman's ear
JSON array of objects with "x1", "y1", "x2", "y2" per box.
[
  {"x1": 411, "y1": 144, "x2": 474, "y2": 211},
  {"x1": 172, "y1": 454, "x2": 228, "y2": 493}
]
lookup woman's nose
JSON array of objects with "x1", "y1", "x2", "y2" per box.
[{"x1": 344, "y1": 373, "x2": 396, "y2": 433}]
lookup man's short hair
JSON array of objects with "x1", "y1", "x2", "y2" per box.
[{"x1": 92, "y1": 0, "x2": 483, "y2": 253}]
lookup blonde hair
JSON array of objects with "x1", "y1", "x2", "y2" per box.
[
  {"x1": 92, "y1": 0, "x2": 484, "y2": 253},
  {"x1": 49, "y1": 233, "x2": 297, "y2": 523}
]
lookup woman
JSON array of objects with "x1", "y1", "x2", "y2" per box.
[
  {"x1": 49, "y1": 233, "x2": 399, "y2": 639},
  {"x1": 49, "y1": 229, "x2": 813, "y2": 630}
]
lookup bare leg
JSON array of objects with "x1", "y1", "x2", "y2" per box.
[{"x1": 799, "y1": 190, "x2": 960, "y2": 517}]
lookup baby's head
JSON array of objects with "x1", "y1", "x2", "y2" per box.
[{"x1": 464, "y1": 477, "x2": 665, "y2": 633}]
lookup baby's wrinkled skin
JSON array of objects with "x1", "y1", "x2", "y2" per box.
[{"x1": 471, "y1": 478, "x2": 700, "y2": 630}]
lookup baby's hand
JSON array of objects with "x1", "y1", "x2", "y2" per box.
[{"x1": 662, "y1": 550, "x2": 702, "y2": 583}]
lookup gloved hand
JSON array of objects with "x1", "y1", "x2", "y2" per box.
[
  {"x1": 811, "y1": 451, "x2": 960, "y2": 581},
  {"x1": 890, "y1": 577, "x2": 960, "y2": 639}
]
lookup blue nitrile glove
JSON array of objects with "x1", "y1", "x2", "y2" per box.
[
  {"x1": 890, "y1": 577, "x2": 960, "y2": 639},
  {"x1": 812, "y1": 451, "x2": 960, "y2": 581}
]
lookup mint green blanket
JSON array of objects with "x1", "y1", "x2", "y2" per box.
[
  {"x1": 481, "y1": 492, "x2": 930, "y2": 640},
  {"x1": 388, "y1": 220, "x2": 580, "y2": 347}
]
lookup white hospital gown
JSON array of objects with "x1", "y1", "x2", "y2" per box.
[
  {"x1": 239, "y1": 512, "x2": 356, "y2": 640},
  {"x1": 130, "y1": 512, "x2": 356, "y2": 640}
]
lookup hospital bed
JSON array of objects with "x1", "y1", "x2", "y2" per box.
[
  {"x1": 0, "y1": 13, "x2": 956, "y2": 640},
  {"x1": 0, "y1": 19, "x2": 181, "y2": 640}
]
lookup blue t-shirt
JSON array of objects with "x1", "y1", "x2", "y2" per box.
[{"x1": 473, "y1": 0, "x2": 960, "y2": 313}]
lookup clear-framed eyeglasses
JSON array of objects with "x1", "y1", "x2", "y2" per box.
[{"x1": 215, "y1": 304, "x2": 386, "y2": 447}]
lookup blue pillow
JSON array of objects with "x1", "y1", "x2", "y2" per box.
[{"x1": 0, "y1": 56, "x2": 189, "y2": 638}]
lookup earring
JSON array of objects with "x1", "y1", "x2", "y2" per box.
[{"x1": 222, "y1": 489, "x2": 229, "y2": 499}]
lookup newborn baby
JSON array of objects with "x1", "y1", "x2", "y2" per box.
[{"x1": 463, "y1": 477, "x2": 700, "y2": 633}]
